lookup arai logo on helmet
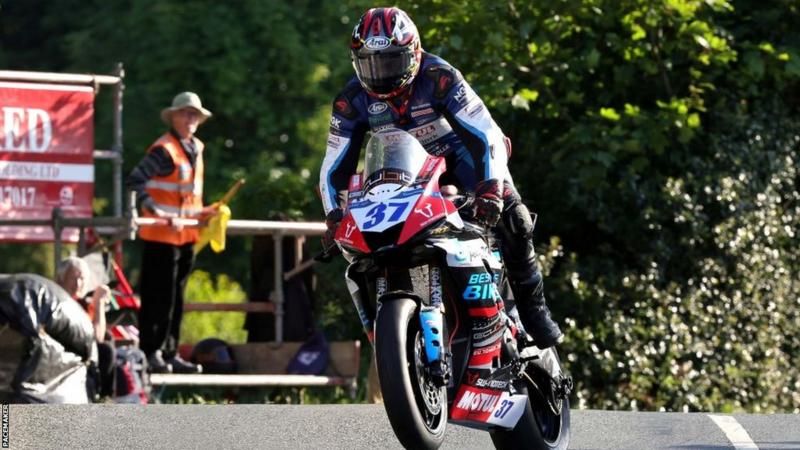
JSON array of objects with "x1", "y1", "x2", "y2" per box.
[
  {"x1": 364, "y1": 36, "x2": 391, "y2": 50},
  {"x1": 367, "y1": 102, "x2": 389, "y2": 114}
]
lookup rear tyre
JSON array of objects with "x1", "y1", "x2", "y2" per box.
[
  {"x1": 489, "y1": 362, "x2": 570, "y2": 450},
  {"x1": 375, "y1": 298, "x2": 447, "y2": 450}
]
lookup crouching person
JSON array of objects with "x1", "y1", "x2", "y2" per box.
[{"x1": 56, "y1": 257, "x2": 116, "y2": 400}]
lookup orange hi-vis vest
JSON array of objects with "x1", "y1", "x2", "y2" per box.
[{"x1": 138, "y1": 133, "x2": 204, "y2": 245}]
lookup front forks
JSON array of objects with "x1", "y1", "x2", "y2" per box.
[
  {"x1": 419, "y1": 305, "x2": 451, "y2": 387},
  {"x1": 345, "y1": 265, "x2": 453, "y2": 387}
]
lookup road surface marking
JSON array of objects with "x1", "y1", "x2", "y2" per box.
[{"x1": 708, "y1": 414, "x2": 759, "y2": 450}]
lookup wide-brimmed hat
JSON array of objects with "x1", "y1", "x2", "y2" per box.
[{"x1": 160, "y1": 91, "x2": 213, "y2": 125}]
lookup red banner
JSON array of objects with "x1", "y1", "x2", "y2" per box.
[{"x1": 0, "y1": 81, "x2": 95, "y2": 242}]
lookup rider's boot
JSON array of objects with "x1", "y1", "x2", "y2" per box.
[{"x1": 511, "y1": 269, "x2": 563, "y2": 349}]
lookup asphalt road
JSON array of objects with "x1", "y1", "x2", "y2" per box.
[{"x1": 4, "y1": 404, "x2": 799, "y2": 450}]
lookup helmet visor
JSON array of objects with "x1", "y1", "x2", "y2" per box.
[{"x1": 353, "y1": 48, "x2": 416, "y2": 95}]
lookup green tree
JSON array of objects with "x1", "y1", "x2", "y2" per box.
[{"x1": 406, "y1": 0, "x2": 800, "y2": 412}]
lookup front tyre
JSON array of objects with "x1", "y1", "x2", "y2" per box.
[{"x1": 375, "y1": 298, "x2": 447, "y2": 450}]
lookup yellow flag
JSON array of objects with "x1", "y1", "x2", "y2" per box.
[{"x1": 194, "y1": 204, "x2": 231, "y2": 254}]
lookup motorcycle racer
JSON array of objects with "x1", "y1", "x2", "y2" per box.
[{"x1": 319, "y1": 6, "x2": 562, "y2": 350}]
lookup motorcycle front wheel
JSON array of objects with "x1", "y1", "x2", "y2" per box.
[{"x1": 375, "y1": 298, "x2": 447, "y2": 450}]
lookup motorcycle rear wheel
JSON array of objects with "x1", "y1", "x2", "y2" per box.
[
  {"x1": 376, "y1": 298, "x2": 447, "y2": 450},
  {"x1": 489, "y1": 373, "x2": 570, "y2": 450}
]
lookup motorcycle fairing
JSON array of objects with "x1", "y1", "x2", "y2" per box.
[
  {"x1": 397, "y1": 191, "x2": 448, "y2": 244},
  {"x1": 428, "y1": 234, "x2": 529, "y2": 429},
  {"x1": 335, "y1": 213, "x2": 370, "y2": 253},
  {"x1": 348, "y1": 185, "x2": 421, "y2": 234},
  {"x1": 430, "y1": 236, "x2": 503, "y2": 270},
  {"x1": 346, "y1": 156, "x2": 451, "y2": 247}
]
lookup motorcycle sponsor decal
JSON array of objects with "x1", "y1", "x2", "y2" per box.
[
  {"x1": 362, "y1": 169, "x2": 416, "y2": 195},
  {"x1": 376, "y1": 277, "x2": 387, "y2": 297},
  {"x1": 344, "y1": 221, "x2": 356, "y2": 238},
  {"x1": 432, "y1": 238, "x2": 490, "y2": 268},
  {"x1": 334, "y1": 213, "x2": 370, "y2": 253},
  {"x1": 472, "y1": 326, "x2": 501, "y2": 341},
  {"x1": 451, "y1": 386, "x2": 528, "y2": 428},
  {"x1": 452, "y1": 242, "x2": 488, "y2": 267},
  {"x1": 463, "y1": 272, "x2": 501, "y2": 301},
  {"x1": 397, "y1": 191, "x2": 447, "y2": 244},
  {"x1": 472, "y1": 314, "x2": 501, "y2": 332},
  {"x1": 473, "y1": 329, "x2": 505, "y2": 348},
  {"x1": 451, "y1": 385, "x2": 507, "y2": 424},
  {"x1": 330, "y1": 116, "x2": 341, "y2": 129},
  {"x1": 475, "y1": 378, "x2": 509, "y2": 390},
  {"x1": 410, "y1": 102, "x2": 432, "y2": 111},
  {"x1": 364, "y1": 36, "x2": 391, "y2": 50},
  {"x1": 452, "y1": 251, "x2": 481, "y2": 265},
  {"x1": 456, "y1": 389, "x2": 500, "y2": 413},
  {"x1": 414, "y1": 203, "x2": 434, "y2": 219},
  {"x1": 367, "y1": 102, "x2": 389, "y2": 115},
  {"x1": 472, "y1": 340, "x2": 501, "y2": 356},
  {"x1": 430, "y1": 266, "x2": 442, "y2": 307}
]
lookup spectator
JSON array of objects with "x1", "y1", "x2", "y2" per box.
[
  {"x1": 56, "y1": 257, "x2": 114, "y2": 399},
  {"x1": 126, "y1": 92, "x2": 216, "y2": 373}
]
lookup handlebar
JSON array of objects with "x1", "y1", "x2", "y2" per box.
[{"x1": 314, "y1": 244, "x2": 342, "y2": 263}]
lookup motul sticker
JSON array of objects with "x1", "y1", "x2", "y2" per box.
[
  {"x1": 455, "y1": 388, "x2": 501, "y2": 414},
  {"x1": 451, "y1": 385, "x2": 527, "y2": 429}
]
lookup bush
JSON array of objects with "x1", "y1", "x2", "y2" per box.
[{"x1": 180, "y1": 270, "x2": 248, "y2": 345}]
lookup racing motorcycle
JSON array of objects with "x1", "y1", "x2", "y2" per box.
[{"x1": 329, "y1": 129, "x2": 571, "y2": 450}]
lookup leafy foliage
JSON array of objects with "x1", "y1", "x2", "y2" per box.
[
  {"x1": 406, "y1": 0, "x2": 800, "y2": 412},
  {"x1": 179, "y1": 270, "x2": 248, "y2": 345}
]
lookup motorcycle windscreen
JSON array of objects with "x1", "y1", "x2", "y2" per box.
[
  {"x1": 362, "y1": 129, "x2": 426, "y2": 202},
  {"x1": 349, "y1": 129, "x2": 428, "y2": 235}
]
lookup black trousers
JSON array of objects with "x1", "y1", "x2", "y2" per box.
[
  {"x1": 138, "y1": 240, "x2": 195, "y2": 358},
  {"x1": 86, "y1": 340, "x2": 116, "y2": 399}
]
